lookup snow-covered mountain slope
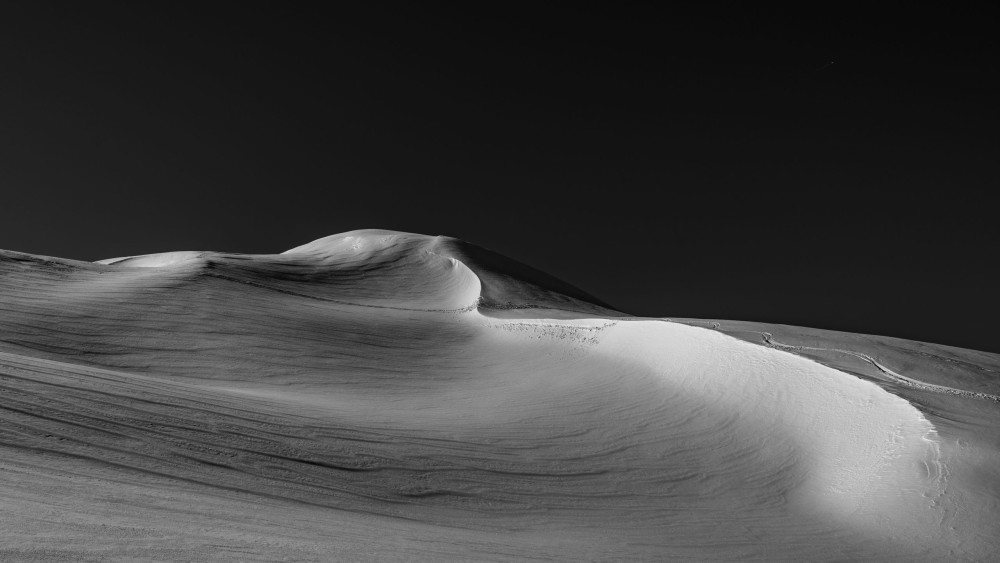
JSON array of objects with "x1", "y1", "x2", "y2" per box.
[{"x1": 1, "y1": 230, "x2": 997, "y2": 561}]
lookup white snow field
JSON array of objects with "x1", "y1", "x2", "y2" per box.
[{"x1": 1, "y1": 230, "x2": 997, "y2": 561}]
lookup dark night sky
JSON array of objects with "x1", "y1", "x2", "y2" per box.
[{"x1": 1, "y1": 3, "x2": 997, "y2": 352}]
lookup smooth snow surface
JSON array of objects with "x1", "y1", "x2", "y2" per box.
[{"x1": 1, "y1": 230, "x2": 997, "y2": 561}]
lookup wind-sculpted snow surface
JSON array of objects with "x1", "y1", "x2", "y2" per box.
[{"x1": 0, "y1": 230, "x2": 997, "y2": 561}]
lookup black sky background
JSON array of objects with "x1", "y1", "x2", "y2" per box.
[{"x1": 1, "y1": 3, "x2": 997, "y2": 352}]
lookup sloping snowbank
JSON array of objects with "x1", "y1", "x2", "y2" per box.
[{"x1": 0, "y1": 230, "x2": 994, "y2": 560}]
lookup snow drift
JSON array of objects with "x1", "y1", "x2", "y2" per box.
[{"x1": 1, "y1": 230, "x2": 997, "y2": 561}]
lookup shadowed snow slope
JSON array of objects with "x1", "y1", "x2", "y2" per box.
[{"x1": 0, "y1": 230, "x2": 997, "y2": 561}]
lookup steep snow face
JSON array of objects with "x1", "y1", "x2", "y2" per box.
[
  {"x1": 280, "y1": 230, "x2": 482, "y2": 311},
  {"x1": 287, "y1": 230, "x2": 623, "y2": 315},
  {"x1": 0, "y1": 230, "x2": 996, "y2": 561},
  {"x1": 96, "y1": 250, "x2": 207, "y2": 268}
]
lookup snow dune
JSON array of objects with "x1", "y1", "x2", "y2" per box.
[{"x1": 0, "y1": 230, "x2": 996, "y2": 561}]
